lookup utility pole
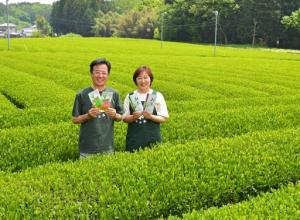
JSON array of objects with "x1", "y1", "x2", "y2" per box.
[
  {"x1": 6, "y1": 0, "x2": 10, "y2": 50},
  {"x1": 160, "y1": 12, "x2": 166, "y2": 48},
  {"x1": 213, "y1": 10, "x2": 218, "y2": 56}
]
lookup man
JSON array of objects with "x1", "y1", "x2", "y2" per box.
[{"x1": 72, "y1": 58, "x2": 123, "y2": 158}]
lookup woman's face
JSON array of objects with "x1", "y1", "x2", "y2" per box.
[{"x1": 136, "y1": 71, "x2": 151, "y2": 93}]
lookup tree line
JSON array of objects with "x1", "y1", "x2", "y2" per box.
[
  {"x1": 163, "y1": 0, "x2": 300, "y2": 49},
  {"x1": 50, "y1": 0, "x2": 300, "y2": 49},
  {"x1": 1, "y1": 1, "x2": 299, "y2": 49}
]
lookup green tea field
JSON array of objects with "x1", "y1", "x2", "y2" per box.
[{"x1": 0, "y1": 38, "x2": 299, "y2": 219}]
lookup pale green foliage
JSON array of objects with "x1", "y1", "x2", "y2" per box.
[
  {"x1": 59, "y1": 33, "x2": 83, "y2": 37},
  {"x1": 0, "y1": 128, "x2": 299, "y2": 218},
  {"x1": 170, "y1": 183, "x2": 300, "y2": 219},
  {"x1": 282, "y1": 8, "x2": 300, "y2": 32},
  {"x1": 92, "y1": 11, "x2": 120, "y2": 37},
  {"x1": 154, "y1": 27, "x2": 160, "y2": 39},
  {"x1": 35, "y1": 15, "x2": 51, "y2": 36},
  {"x1": 116, "y1": 7, "x2": 159, "y2": 38}
]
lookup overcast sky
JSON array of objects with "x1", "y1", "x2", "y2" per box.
[{"x1": 0, "y1": 0, "x2": 57, "y2": 4}]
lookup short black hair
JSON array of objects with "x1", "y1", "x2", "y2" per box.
[{"x1": 90, "y1": 58, "x2": 111, "y2": 74}]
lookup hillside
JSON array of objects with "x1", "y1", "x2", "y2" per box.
[
  {"x1": 0, "y1": 2, "x2": 51, "y2": 29},
  {"x1": 0, "y1": 37, "x2": 299, "y2": 218}
]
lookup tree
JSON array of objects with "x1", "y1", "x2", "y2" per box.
[
  {"x1": 92, "y1": 11, "x2": 120, "y2": 37},
  {"x1": 189, "y1": 0, "x2": 239, "y2": 44},
  {"x1": 36, "y1": 15, "x2": 51, "y2": 36},
  {"x1": 282, "y1": 8, "x2": 300, "y2": 32},
  {"x1": 50, "y1": 0, "x2": 116, "y2": 36},
  {"x1": 116, "y1": 7, "x2": 159, "y2": 39},
  {"x1": 162, "y1": 1, "x2": 199, "y2": 42},
  {"x1": 162, "y1": 0, "x2": 238, "y2": 44}
]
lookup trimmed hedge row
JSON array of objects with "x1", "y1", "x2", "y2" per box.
[
  {"x1": 1, "y1": 104, "x2": 300, "y2": 172},
  {"x1": 0, "y1": 106, "x2": 71, "y2": 129},
  {"x1": 0, "y1": 128, "x2": 299, "y2": 218},
  {"x1": 108, "y1": 70, "x2": 222, "y2": 101},
  {"x1": 0, "y1": 56, "x2": 134, "y2": 98},
  {"x1": 0, "y1": 122, "x2": 78, "y2": 172},
  {"x1": 2, "y1": 100, "x2": 300, "y2": 132},
  {"x1": 169, "y1": 182, "x2": 300, "y2": 219},
  {"x1": 163, "y1": 104, "x2": 300, "y2": 142},
  {"x1": 12, "y1": 50, "x2": 300, "y2": 98},
  {"x1": 168, "y1": 95, "x2": 300, "y2": 113},
  {"x1": 0, "y1": 65, "x2": 74, "y2": 108},
  {"x1": 2, "y1": 53, "x2": 223, "y2": 101},
  {"x1": 0, "y1": 121, "x2": 126, "y2": 172},
  {"x1": 0, "y1": 93, "x2": 16, "y2": 111}
]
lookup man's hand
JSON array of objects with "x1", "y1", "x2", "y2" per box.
[
  {"x1": 88, "y1": 108, "x2": 100, "y2": 118},
  {"x1": 105, "y1": 107, "x2": 117, "y2": 118}
]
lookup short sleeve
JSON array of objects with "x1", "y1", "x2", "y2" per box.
[
  {"x1": 113, "y1": 91, "x2": 124, "y2": 115},
  {"x1": 123, "y1": 94, "x2": 130, "y2": 115},
  {"x1": 155, "y1": 92, "x2": 169, "y2": 118},
  {"x1": 72, "y1": 93, "x2": 82, "y2": 117}
]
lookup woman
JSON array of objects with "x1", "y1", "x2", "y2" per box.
[{"x1": 123, "y1": 65, "x2": 169, "y2": 152}]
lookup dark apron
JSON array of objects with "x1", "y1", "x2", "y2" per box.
[{"x1": 125, "y1": 91, "x2": 162, "y2": 152}]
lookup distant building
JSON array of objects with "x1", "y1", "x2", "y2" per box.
[
  {"x1": 0, "y1": 23, "x2": 17, "y2": 33},
  {"x1": 0, "y1": 23, "x2": 19, "y2": 38},
  {"x1": 22, "y1": 25, "x2": 38, "y2": 37}
]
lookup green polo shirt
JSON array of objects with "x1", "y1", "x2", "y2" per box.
[{"x1": 72, "y1": 87, "x2": 123, "y2": 154}]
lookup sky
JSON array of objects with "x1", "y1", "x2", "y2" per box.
[{"x1": 0, "y1": 0, "x2": 57, "y2": 4}]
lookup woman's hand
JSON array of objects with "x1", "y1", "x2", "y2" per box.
[
  {"x1": 123, "y1": 112, "x2": 143, "y2": 123},
  {"x1": 132, "y1": 111, "x2": 143, "y2": 121},
  {"x1": 142, "y1": 111, "x2": 152, "y2": 120}
]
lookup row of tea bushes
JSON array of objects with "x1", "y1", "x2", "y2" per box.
[
  {"x1": 0, "y1": 121, "x2": 126, "y2": 172},
  {"x1": 1, "y1": 53, "x2": 216, "y2": 101},
  {"x1": 169, "y1": 182, "x2": 300, "y2": 219},
  {"x1": 108, "y1": 69, "x2": 223, "y2": 101},
  {"x1": 0, "y1": 128, "x2": 299, "y2": 219},
  {"x1": 143, "y1": 58, "x2": 300, "y2": 97},
  {"x1": 167, "y1": 95, "x2": 300, "y2": 113},
  {"x1": 0, "y1": 56, "x2": 89, "y2": 91},
  {"x1": 0, "y1": 56, "x2": 134, "y2": 97},
  {"x1": 163, "y1": 104, "x2": 300, "y2": 142},
  {"x1": 0, "y1": 65, "x2": 74, "y2": 108},
  {"x1": 0, "y1": 93, "x2": 16, "y2": 112},
  {"x1": 0, "y1": 122, "x2": 78, "y2": 172},
  {"x1": 0, "y1": 106, "x2": 71, "y2": 129},
  {"x1": 16, "y1": 50, "x2": 300, "y2": 97},
  {"x1": 2, "y1": 98, "x2": 300, "y2": 133},
  {"x1": 1, "y1": 103, "x2": 300, "y2": 172}
]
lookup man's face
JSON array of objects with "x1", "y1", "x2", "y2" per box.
[{"x1": 91, "y1": 64, "x2": 109, "y2": 88}]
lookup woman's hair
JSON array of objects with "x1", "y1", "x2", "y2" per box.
[{"x1": 133, "y1": 65, "x2": 154, "y2": 85}]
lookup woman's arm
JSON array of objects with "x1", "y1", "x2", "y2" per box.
[
  {"x1": 123, "y1": 112, "x2": 143, "y2": 123},
  {"x1": 142, "y1": 111, "x2": 167, "y2": 123}
]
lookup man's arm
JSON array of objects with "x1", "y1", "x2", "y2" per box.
[
  {"x1": 72, "y1": 113, "x2": 91, "y2": 124},
  {"x1": 72, "y1": 108, "x2": 99, "y2": 124},
  {"x1": 105, "y1": 108, "x2": 122, "y2": 121},
  {"x1": 110, "y1": 91, "x2": 124, "y2": 122}
]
